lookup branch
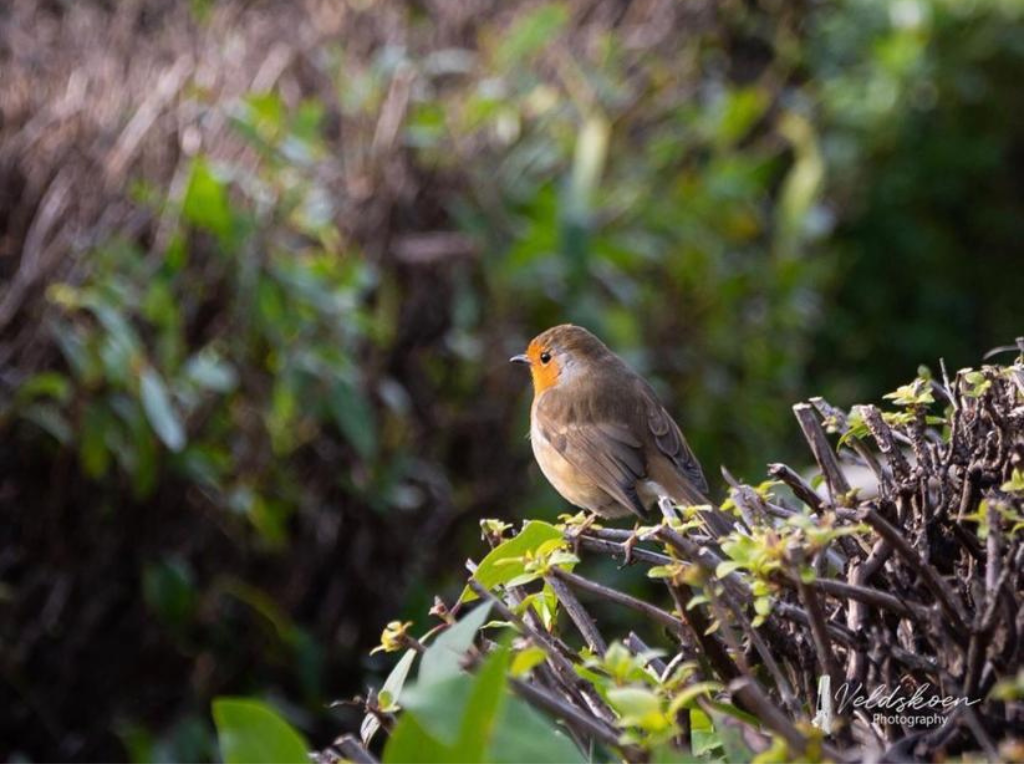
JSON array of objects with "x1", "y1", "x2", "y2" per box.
[
  {"x1": 793, "y1": 402, "x2": 851, "y2": 503},
  {"x1": 857, "y1": 506, "x2": 969, "y2": 638},
  {"x1": 550, "y1": 566, "x2": 684, "y2": 636},
  {"x1": 545, "y1": 573, "x2": 607, "y2": 654}
]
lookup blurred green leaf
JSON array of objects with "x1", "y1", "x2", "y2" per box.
[
  {"x1": 418, "y1": 602, "x2": 492, "y2": 687},
  {"x1": 567, "y1": 113, "x2": 610, "y2": 222},
  {"x1": 140, "y1": 366, "x2": 186, "y2": 452},
  {"x1": 382, "y1": 707, "x2": 458, "y2": 764},
  {"x1": 16, "y1": 372, "x2": 71, "y2": 404},
  {"x1": 400, "y1": 674, "x2": 475, "y2": 747},
  {"x1": 183, "y1": 157, "x2": 233, "y2": 242},
  {"x1": 690, "y1": 707, "x2": 721, "y2": 757},
  {"x1": 212, "y1": 698, "x2": 308, "y2": 764},
  {"x1": 390, "y1": 643, "x2": 583, "y2": 764},
  {"x1": 143, "y1": 558, "x2": 197, "y2": 629},
  {"x1": 496, "y1": 3, "x2": 569, "y2": 67},
  {"x1": 19, "y1": 403, "x2": 73, "y2": 445},
  {"x1": 329, "y1": 379, "x2": 377, "y2": 459},
  {"x1": 80, "y1": 401, "x2": 112, "y2": 478},
  {"x1": 488, "y1": 692, "x2": 585, "y2": 764},
  {"x1": 453, "y1": 645, "x2": 510, "y2": 761},
  {"x1": 184, "y1": 350, "x2": 238, "y2": 393},
  {"x1": 776, "y1": 112, "x2": 824, "y2": 255},
  {"x1": 388, "y1": 645, "x2": 507, "y2": 759},
  {"x1": 509, "y1": 645, "x2": 546, "y2": 678}
]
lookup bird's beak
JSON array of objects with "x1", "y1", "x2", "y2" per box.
[{"x1": 509, "y1": 354, "x2": 530, "y2": 366}]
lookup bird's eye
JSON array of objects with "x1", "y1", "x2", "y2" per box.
[{"x1": 539, "y1": 351, "x2": 552, "y2": 365}]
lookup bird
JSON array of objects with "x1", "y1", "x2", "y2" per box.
[{"x1": 510, "y1": 324, "x2": 732, "y2": 536}]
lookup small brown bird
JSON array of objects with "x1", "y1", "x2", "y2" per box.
[{"x1": 511, "y1": 324, "x2": 731, "y2": 535}]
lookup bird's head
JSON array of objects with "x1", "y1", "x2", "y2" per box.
[{"x1": 510, "y1": 324, "x2": 611, "y2": 395}]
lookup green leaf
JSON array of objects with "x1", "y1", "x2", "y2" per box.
[
  {"x1": 143, "y1": 558, "x2": 197, "y2": 629},
  {"x1": 80, "y1": 401, "x2": 112, "y2": 478},
  {"x1": 389, "y1": 647, "x2": 514, "y2": 761},
  {"x1": 383, "y1": 710, "x2": 455, "y2": 764},
  {"x1": 496, "y1": 3, "x2": 569, "y2": 67},
  {"x1": 488, "y1": 694, "x2": 585, "y2": 764},
  {"x1": 461, "y1": 521, "x2": 562, "y2": 603},
  {"x1": 362, "y1": 649, "x2": 418, "y2": 744},
  {"x1": 400, "y1": 674, "x2": 474, "y2": 746},
  {"x1": 140, "y1": 367, "x2": 186, "y2": 452},
  {"x1": 503, "y1": 571, "x2": 542, "y2": 588},
  {"x1": 607, "y1": 686, "x2": 663, "y2": 722},
  {"x1": 183, "y1": 157, "x2": 233, "y2": 242},
  {"x1": 451, "y1": 645, "x2": 511, "y2": 762},
  {"x1": 418, "y1": 602, "x2": 492, "y2": 687},
  {"x1": 16, "y1": 371, "x2": 71, "y2": 404},
  {"x1": 883, "y1": 379, "x2": 935, "y2": 408},
  {"x1": 1001, "y1": 468, "x2": 1024, "y2": 493},
  {"x1": 383, "y1": 648, "x2": 418, "y2": 702},
  {"x1": 716, "y1": 560, "x2": 744, "y2": 578},
  {"x1": 184, "y1": 350, "x2": 238, "y2": 393},
  {"x1": 329, "y1": 379, "x2": 377, "y2": 459},
  {"x1": 212, "y1": 698, "x2": 308, "y2": 764},
  {"x1": 689, "y1": 708, "x2": 721, "y2": 757},
  {"x1": 510, "y1": 646, "x2": 547, "y2": 678},
  {"x1": 668, "y1": 682, "x2": 723, "y2": 715},
  {"x1": 19, "y1": 403, "x2": 72, "y2": 445}
]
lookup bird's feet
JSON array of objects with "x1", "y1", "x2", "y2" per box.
[{"x1": 621, "y1": 527, "x2": 640, "y2": 567}]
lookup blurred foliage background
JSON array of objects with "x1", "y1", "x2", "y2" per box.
[{"x1": 0, "y1": 0, "x2": 1021, "y2": 760}]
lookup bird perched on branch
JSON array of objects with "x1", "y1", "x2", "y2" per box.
[{"x1": 511, "y1": 324, "x2": 733, "y2": 536}]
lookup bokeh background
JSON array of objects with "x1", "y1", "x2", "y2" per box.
[{"x1": 1, "y1": 0, "x2": 1022, "y2": 760}]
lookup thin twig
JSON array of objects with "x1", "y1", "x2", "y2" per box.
[
  {"x1": 545, "y1": 574, "x2": 607, "y2": 654},
  {"x1": 793, "y1": 402, "x2": 851, "y2": 504},
  {"x1": 332, "y1": 735, "x2": 378, "y2": 764},
  {"x1": 768, "y1": 463, "x2": 822, "y2": 514},
  {"x1": 858, "y1": 506, "x2": 969, "y2": 637},
  {"x1": 551, "y1": 567, "x2": 683, "y2": 635}
]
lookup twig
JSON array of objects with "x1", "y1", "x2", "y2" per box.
[
  {"x1": 768, "y1": 462, "x2": 822, "y2": 513},
  {"x1": 774, "y1": 602, "x2": 860, "y2": 648},
  {"x1": 860, "y1": 406, "x2": 912, "y2": 481},
  {"x1": 811, "y1": 578, "x2": 928, "y2": 620},
  {"x1": 466, "y1": 578, "x2": 617, "y2": 725},
  {"x1": 727, "y1": 676, "x2": 808, "y2": 755},
  {"x1": 793, "y1": 402, "x2": 851, "y2": 503},
  {"x1": 623, "y1": 632, "x2": 668, "y2": 677},
  {"x1": 858, "y1": 506, "x2": 969, "y2": 638},
  {"x1": 576, "y1": 535, "x2": 674, "y2": 567},
  {"x1": 666, "y1": 583, "x2": 739, "y2": 683},
  {"x1": 722, "y1": 597, "x2": 801, "y2": 716},
  {"x1": 550, "y1": 567, "x2": 683, "y2": 636},
  {"x1": 332, "y1": 735, "x2": 378, "y2": 764},
  {"x1": 795, "y1": 562, "x2": 843, "y2": 704},
  {"x1": 545, "y1": 574, "x2": 607, "y2": 654}
]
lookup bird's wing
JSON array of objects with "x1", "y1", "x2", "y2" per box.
[
  {"x1": 635, "y1": 379, "x2": 737, "y2": 537},
  {"x1": 535, "y1": 396, "x2": 649, "y2": 519},
  {"x1": 637, "y1": 379, "x2": 709, "y2": 495}
]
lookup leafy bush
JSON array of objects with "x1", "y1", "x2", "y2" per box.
[{"x1": 328, "y1": 357, "x2": 1024, "y2": 763}]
